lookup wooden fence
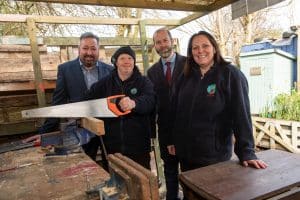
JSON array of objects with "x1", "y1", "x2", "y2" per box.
[{"x1": 252, "y1": 116, "x2": 300, "y2": 153}]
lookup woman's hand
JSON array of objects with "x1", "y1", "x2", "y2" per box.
[
  {"x1": 119, "y1": 97, "x2": 136, "y2": 111},
  {"x1": 242, "y1": 159, "x2": 268, "y2": 169},
  {"x1": 167, "y1": 145, "x2": 176, "y2": 155}
]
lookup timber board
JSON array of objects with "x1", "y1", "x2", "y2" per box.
[
  {"x1": 180, "y1": 150, "x2": 300, "y2": 200},
  {"x1": 0, "y1": 147, "x2": 109, "y2": 199}
]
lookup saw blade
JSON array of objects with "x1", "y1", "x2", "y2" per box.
[{"x1": 22, "y1": 98, "x2": 117, "y2": 118}]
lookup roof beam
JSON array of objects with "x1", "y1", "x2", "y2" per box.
[
  {"x1": 15, "y1": 0, "x2": 216, "y2": 12},
  {"x1": 0, "y1": 14, "x2": 180, "y2": 25},
  {"x1": 167, "y1": 0, "x2": 239, "y2": 30}
]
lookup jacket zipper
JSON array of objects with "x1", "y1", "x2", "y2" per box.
[{"x1": 119, "y1": 81, "x2": 125, "y2": 154}]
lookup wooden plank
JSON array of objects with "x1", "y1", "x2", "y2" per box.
[
  {"x1": 67, "y1": 46, "x2": 75, "y2": 60},
  {"x1": 270, "y1": 124, "x2": 276, "y2": 149},
  {"x1": 0, "y1": 71, "x2": 57, "y2": 83},
  {"x1": 27, "y1": 18, "x2": 46, "y2": 107},
  {"x1": 259, "y1": 139, "x2": 287, "y2": 151},
  {"x1": 139, "y1": 20, "x2": 149, "y2": 73},
  {"x1": 275, "y1": 123, "x2": 291, "y2": 144},
  {"x1": 180, "y1": 150, "x2": 300, "y2": 200},
  {"x1": 0, "y1": 52, "x2": 43, "y2": 59},
  {"x1": 43, "y1": 37, "x2": 153, "y2": 46},
  {"x1": 253, "y1": 121, "x2": 296, "y2": 153},
  {"x1": 254, "y1": 121, "x2": 269, "y2": 145},
  {"x1": 9, "y1": 0, "x2": 218, "y2": 12},
  {"x1": 291, "y1": 122, "x2": 298, "y2": 149},
  {"x1": 0, "y1": 120, "x2": 37, "y2": 136},
  {"x1": 81, "y1": 117, "x2": 105, "y2": 136},
  {"x1": 0, "y1": 36, "x2": 44, "y2": 45},
  {"x1": 0, "y1": 93, "x2": 52, "y2": 107},
  {"x1": 0, "y1": 44, "x2": 47, "y2": 52},
  {"x1": 0, "y1": 54, "x2": 60, "y2": 73},
  {"x1": 0, "y1": 80, "x2": 56, "y2": 92},
  {"x1": 0, "y1": 14, "x2": 180, "y2": 25},
  {"x1": 252, "y1": 116, "x2": 300, "y2": 127},
  {"x1": 0, "y1": 147, "x2": 110, "y2": 199}
]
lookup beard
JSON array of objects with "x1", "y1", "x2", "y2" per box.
[
  {"x1": 156, "y1": 46, "x2": 173, "y2": 59},
  {"x1": 81, "y1": 55, "x2": 97, "y2": 68}
]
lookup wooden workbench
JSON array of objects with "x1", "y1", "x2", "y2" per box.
[
  {"x1": 0, "y1": 147, "x2": 109, "y2": 200},
  {"x1": 180, "y1": 150, "x2": 300, "y2": 200}
]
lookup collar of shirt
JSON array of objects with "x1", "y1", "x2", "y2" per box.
[
  {"x1": 79, "y1": 59, "x2": 99, "y2": 89},
  {"x1": 161, "y1": 53, "x2": 177, "y2": 75}
]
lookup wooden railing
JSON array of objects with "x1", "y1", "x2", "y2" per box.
[{"x1": 252, "y1": 116, "x2": 300, "y2": 153}]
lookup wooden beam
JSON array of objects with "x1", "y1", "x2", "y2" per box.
[
  {"x1": 0, "y1": 121, "x2": 37, "y2": 136},
  {"x1": 168, "y1": 0, "x2": 239, "y2": 30},
  {"x1": 0, "y1": 80, "x2": 56, "y2": 92},
  {"x1": 0, "y1": 44, "x2": 47, "y2": 52},
  {"x1": 0, "y1": 37, "x2": 44, "y2": 45},
  {"x1": 43, "y1": 37, "x2": 153, "y2": 46},
  {"x1": 139, "y1": 20, "x2": 149, "y2": 73},
  {"x1": 26, "y1": 18, "x2": 47, "y2": 107},
  {"x1": 81, "y1": 117, "x2": 105, "y2": 136},
  {"x1": 14, "y1": 0, "x2": 222, "y2": 12},
  {"x1": 0, "y1": 14, "x2": 180, "y2": 25},
  {"x1": 167, "y1": 12, "x2": 208, "y2": 30}
]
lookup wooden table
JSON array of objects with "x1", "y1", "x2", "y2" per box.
[
  {"x1": 0, "y1": 147, "x2": 109, "y2": 200},
  {"x1": 180, "y1": 150, "x2": 300, "y2": 200}
]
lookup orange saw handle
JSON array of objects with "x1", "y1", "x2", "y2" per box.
[{"x1": 107, "y1": 95, "x2": 131, "y2": 116}]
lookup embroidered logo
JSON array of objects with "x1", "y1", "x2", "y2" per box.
[
  {"x1": 207, "y1": 84, "x2": 216, "y2": 97},
  {"x1": 130, "y1": 88, "x2": 138, "y2": 95}
]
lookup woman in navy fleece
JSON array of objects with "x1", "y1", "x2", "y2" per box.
[{"x1": 167, "y1": 31, "x2": 267, "y2": 172}]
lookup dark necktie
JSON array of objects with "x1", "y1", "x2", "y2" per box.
[{"x1": 166, "y1": 62, "x2": 171, "y2": 85}]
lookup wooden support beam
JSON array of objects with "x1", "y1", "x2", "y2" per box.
[
  {"x1": 26, "y1": 18, "x2": 46, "y2": 107},
  {"x1": 0, "y1": 44, "x2": 47, "y2": 52},
  {"x1": 139, "y1": 20, "x2": 149, "y2": 74},
  {"x1": 167, "y1": 0, "x2": 239, "y2": 30},
  {"x1": 14, "y1": 0, "x2": 224, "y2": 12},
  {"x1": 0, "y1": 14, "x2": 180, "y2": 26},
  {"x1": 81, "y1": 117, "x2": 105, "y2": 136},
  {"x1": 43, "y1": 37, "x2": 153, "y2": 46},
  {"x1": 0, "y1": 121, "x2": 37, "y2": 136},
  {"x1": 0, "y1": 80, "x2": 56, "y2": 92}
]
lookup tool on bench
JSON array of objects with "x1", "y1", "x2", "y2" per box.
[{"x1": 0, "y1": 140, "x2": 40, "y2": 154}]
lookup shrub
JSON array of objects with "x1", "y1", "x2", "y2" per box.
[{"x1": 259, "y1": 90, "x2": 300, "y2": 121}]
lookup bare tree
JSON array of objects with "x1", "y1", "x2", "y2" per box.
[
  {"x1": 177, "y1": 3, "x2": 289, "y2": 64},
  {"x1": 0, "y1": 1, "x2": 128, "y2": 37}
]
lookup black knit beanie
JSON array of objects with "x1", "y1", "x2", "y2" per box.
[{"x1": 111, "y1": 46, "x2": 136, "y2": 66}]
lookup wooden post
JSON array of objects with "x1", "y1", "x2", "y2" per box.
[
  {"x1": 26, "y1": 18, "x2": 46, "y2": 107},
  {"x1": 138, "y1": 20, "x2": 149, "y2": 74}
]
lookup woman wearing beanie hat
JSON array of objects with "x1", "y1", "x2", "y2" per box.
[{"x1": 88, "y1": 46, "x2": 155, "y2": 170}]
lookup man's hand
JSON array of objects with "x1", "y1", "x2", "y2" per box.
[
  {"x1": 119, "y1": 97, "x2": 136, "y2": 112},
  {"x1": 167, "y1": 145, "x2": 176, "y2": 155},
  {"x1": 22, "y1": 135, "x2": 41, "y2": 145},
  {"x1": 242, "y1": 159, "x2": 268, "y2": 169}
]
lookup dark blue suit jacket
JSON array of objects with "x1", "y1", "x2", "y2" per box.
[{"x1": 40, "y1": 57, "x2": 113, "y2": 133}]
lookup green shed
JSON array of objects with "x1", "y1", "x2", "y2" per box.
[{"x1": 240, "y1": 49, "x2": 295, "y2": 114}]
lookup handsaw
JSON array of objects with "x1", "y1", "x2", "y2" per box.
[
  {"x1": 22, "y1": 95, "x2": 130, "y2": 118},
  {"x1": 0, "y1": 140, "x2": 40, "y2": 154}
]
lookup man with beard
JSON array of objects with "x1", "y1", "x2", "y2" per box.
[
  {"x1": 24, "y1": 32, "x2": 113, "y2": 160},
  {"x1": 147, "y1": 28, "x2": 186, "y2": 200}
]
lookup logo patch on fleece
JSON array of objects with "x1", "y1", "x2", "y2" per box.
[
  {"x1": 130, "y1": 88, "x2": 138, "y2": 95},
  {"x1": 207, "y1": 84, "x2": 216, "y2": 97}
]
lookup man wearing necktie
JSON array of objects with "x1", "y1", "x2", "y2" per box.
[{"x1": 147, "y1": 28, "x2": 186, "y2": 200}]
